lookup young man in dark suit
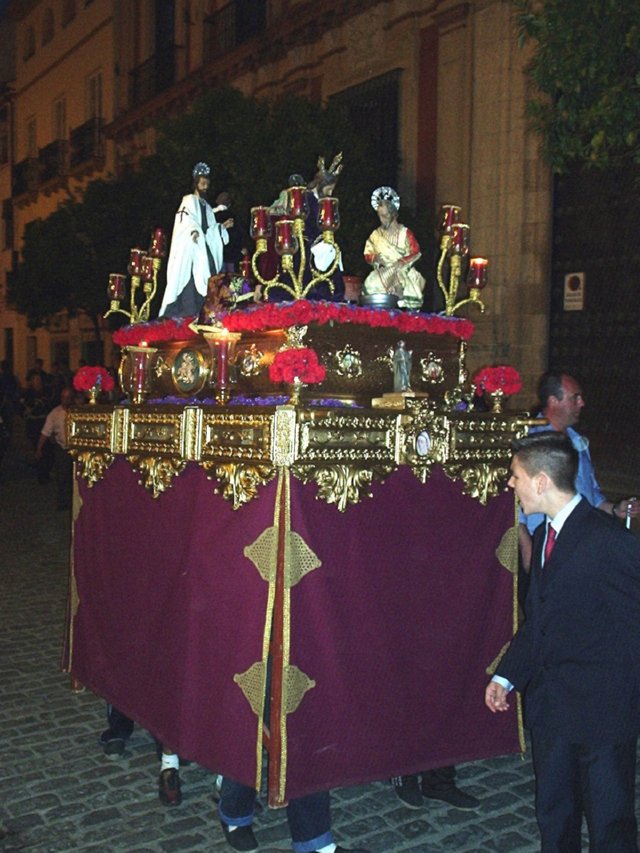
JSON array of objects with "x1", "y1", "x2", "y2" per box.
[{"x1": 486, "y1": 432, "x2": 640, "y2": 852}]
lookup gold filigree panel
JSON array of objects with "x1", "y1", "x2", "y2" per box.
[
  {"x1": 283, "y1": 664, "x2": 316, "y2": 714},
  {"x1": 245, "y1": 525, "x2": 321, "y2": 586},
  {"x1": 234, "y1": 661, "x2": 267, "y2": 717},
  {"x1": 495, "y1": 524, "x2": 518, "y2": 575}
]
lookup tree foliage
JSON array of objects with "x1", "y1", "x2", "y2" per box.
[
  {"x1": 12, "y1": 88, "x2": 386, "y2": 330},
  {"x1": 513, "y1": 0, "x2": 640, "y2": 172}
]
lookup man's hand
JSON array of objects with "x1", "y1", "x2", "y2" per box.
[
  {"x1": 222, "y1": 218, "x2": 234, "y2": 230},
  {"x1": 485, "y1": 681, "x2": 510, "y2": 713}
]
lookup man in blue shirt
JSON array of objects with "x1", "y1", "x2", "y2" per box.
[{"x1": 519, "y1": 370, "x2": 638, "y2": 573}]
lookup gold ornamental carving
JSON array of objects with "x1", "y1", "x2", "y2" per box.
[
  {"x1": 330, "y1": 344, "x2": 363, "y2": 379},
  {"x1": 129, "y1": 454, "x2": 187, "y2": 498},
  {"x1": 444, "y1": 461, "x2": 509, "y2": 505},
  {"x1": 292, "y1": 462, "x2": 394, "y2": 512},
  {"x1": 202, "y1": 461, "x2": 276, "y2": 509},
  {"x1": 73, "y1": 450, "x2": 115, "y2": 487},
  {"x1": 420, "y1": 353, "x2": 445, "y2": 384},
  {"x1": 238, "y1": 343, "x2": 265, "y2": 377}
]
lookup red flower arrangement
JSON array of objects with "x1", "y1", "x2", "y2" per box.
[
  {"x1": 222, "y1": 300, "x2": 474, "y2": 341},
  {"x1": 269, "y1": 347, "x2": 327, "y2": 385},
  {"x1": 112, "y1": 316, "x2": 199, "y2": 347},
  {"x1": 110, "y1": 302, "x2": 474, "y2": 347},
  {"x1": 473, "y1": 365, "x2": 522, "y2": 396},
  {"x1": 73, "y1": 365, "x2": 115, "y2": 393}
]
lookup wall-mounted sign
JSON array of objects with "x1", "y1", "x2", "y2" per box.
[{"x1": 563, "y1": 272, "x2": 585, "y2": 311}]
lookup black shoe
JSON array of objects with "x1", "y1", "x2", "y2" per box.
[
  {"x1": 158, "y1": 768, "x2": 182, "y2": 806},
  {"x1": 99, "y1": 728, "x2": 126, "y2": 757},
  {"x1": 390, "y1": 774, "x2": 423, "y2": 809},
  {"x1": 421, "y1": 783, "x2": 479, "y2": 810},
  {"x1": 220, "y1": 822, "x2": 258, "y2": 852},
  {"x1": 331, "y1": 847, "x2": 371, "y2": 853}
]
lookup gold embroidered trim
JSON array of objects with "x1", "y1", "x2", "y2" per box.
[
  {"x1": 495, "y1": 526, "x2": 518, "y2": 575},
  {"x1": 234, "y1": 661, "x2": 268, "y2": 717},
  {"x1": 283, "y1": 665, "x2": 316, "y2": 714},
  {"x1": 244, "y1": 527, "x2": 278, "y2": 583}
]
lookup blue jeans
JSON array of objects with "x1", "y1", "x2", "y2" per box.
[{"x1": 219, "y1": 777, "x2": 333, "y2": 853}]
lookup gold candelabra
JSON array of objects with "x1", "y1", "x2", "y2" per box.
[
  {"x1": 249, "y1": 187, "x2": 341, "y2": 300},
  {"x1": 104, "y1": 228, "x2": 167, "y2": 324},
  {"x1": 436, "y1": 205, "x2": 488, "y2": 316}
]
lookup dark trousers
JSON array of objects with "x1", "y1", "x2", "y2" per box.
[
  {"x1": 106, "y1": 705, "x2": 134, "y2": 739},
  {"x1": 219, "y1": 778, "x2": 332, "y2": 853},
  {"x1": 53, "y1": 444, "x2": 72, "y2": 509},
  {"x1": 531, "y1": 730, "x2": 638, "y2": 852}
]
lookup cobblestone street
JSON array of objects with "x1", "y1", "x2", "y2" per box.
[{"x1": 0, "y1": 424, "x2": 633, "y2": 852}]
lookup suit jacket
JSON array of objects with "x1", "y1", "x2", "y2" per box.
[{"x1": 498, "y1": 497, "x2": 640, "y2": 743}]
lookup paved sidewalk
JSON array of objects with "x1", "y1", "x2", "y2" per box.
[{"x1": 0, "y1": 425, "x2": 625, "y2": 852}]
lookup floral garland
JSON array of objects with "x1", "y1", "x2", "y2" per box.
[
  {"x1": 269, "y1": 347, "x2": 326, "y2": 384},
  {"x1": 473, "y1": 365, "x2": 522, "y2": 396},
  {"x1": 110, "y1": 301, "x2": 474, "y2": 347},
  {"x1": 112, "y1": 316, "x2": 199, "y2": 347},
  {"x1": 73, "y1": 365, "x2": 115, "y2": 393},
  {"x1": 222, "y1": 300, "x2": 474, "y2": 340}
]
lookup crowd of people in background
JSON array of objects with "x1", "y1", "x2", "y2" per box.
[{"x1": 0, "y1": 356, "x2": 119, "y2": 504}]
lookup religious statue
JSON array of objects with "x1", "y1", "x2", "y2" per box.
[
  {"x1": 363, "y1": 186, "x2": 425, "y2": 310},
  {"x1": 393, "y1": 340, "x2": 412, "y2": 392},
  {"x1": 159, "y1": 162, "x2": 233, "y2": 318}
]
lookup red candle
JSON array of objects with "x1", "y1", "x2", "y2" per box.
[
  {"x1": 275, "y1": 219, "x2": 298, "y2": 256},
  {"x1": 467, "y1": 257, "x2": 489, "y2": 290},
  {"x1": 239, "y1": 256, "x2": 252, "y2": 279},
  {"x1": 250, "y1": 206, "x2": 272, "y2": 240},
  {"x1": 439, "y1": 204, "x2": 461, "y2": 234},
  {"x1": 286, "y1": 186, "x2": 309, "y2": 220},
  {"x1": 107, "y1": 273, "x2": 126, "y2": 301},
  {"x1": 141, "y1": 255, "x2": 155, "y2": 281},
  {"x1": 128, "y1": 248, "x2": 144, "y2": 275},
  {"x1": 450, "y1": 223, "x2": 470, "y2": 256},
  {"x1": 317, "y1": 197, "x2": 340, "y2": 232},
  {"x1": 149, "y1": 228, "x2": 166, "y2": 258}
]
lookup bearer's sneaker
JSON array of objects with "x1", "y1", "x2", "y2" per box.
[
  {"x1": 390, "y1": 774, "x2": 423, "y2": 808},
  {"x1": 421, "y1": 778, "x2": 479, "y2": 810},
  {"x1": 220, "y1": 822, "x2": 259, "y2": 852}
]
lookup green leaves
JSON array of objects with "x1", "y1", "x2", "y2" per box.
[{"x1": 513, "y1": 0, "x2": 640, "y2": 172}]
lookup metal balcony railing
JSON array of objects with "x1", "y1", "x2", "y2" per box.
[
  {"x1": 69, "y1": 117, "x2": 104, "y2": 169},
  {"x1": 39, "y1": 139, "x2": 69, "y2": 183},
  {"x1": 129, "y1": 46, "x2": 178, "y2": 109},
  {"x1": 203, "y1": 0, "x2": 266, "y2": 60},
  {"x1": 12, "y1": 157, "x2": 39, "y2": 196}
]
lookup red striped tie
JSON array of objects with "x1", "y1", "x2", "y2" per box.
[{"x1": 544, "y1": 526, "x2": 556, "y2": 563}]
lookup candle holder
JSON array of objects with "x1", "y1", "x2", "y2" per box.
[
  {"x1": 104, "y1": 230, "x2": 167, "y2": 324},
  {"x1": 120, "y1": 345, "x2": 159, "y2": 404},
  {"x1": 201, "y1": 329, "x2": 242, "y2": 405},
  {"x1": 251, "y1": 188, "x2": 342, "y2": 300},
  {"x1": 435, "y1": 205, "x2": 487, "y2": 316}
]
